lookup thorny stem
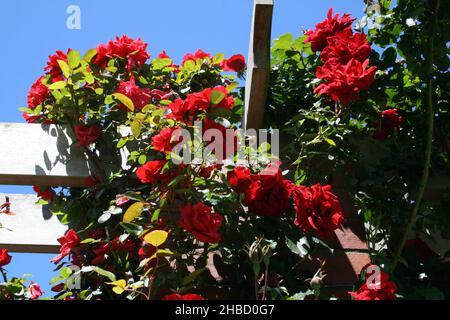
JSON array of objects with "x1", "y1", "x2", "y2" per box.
[{"x1": 390, "y1": 0, "x2": 440, "y2": 273}]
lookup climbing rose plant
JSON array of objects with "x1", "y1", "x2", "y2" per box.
[
  {"x1": 3, "y1": 1, "x2": 446, "y2": 300},
  {"x1": 267, "y1": 0, "x2": 449, "y2": 300},
  {"x1": 14, "y1": 31, "x2": 355, "y2": 300}
]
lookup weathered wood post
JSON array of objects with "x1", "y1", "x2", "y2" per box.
[{"x1": 243, "y1": 0, "x2": 274, "y2": 131}]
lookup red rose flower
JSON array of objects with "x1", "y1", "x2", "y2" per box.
[
  {"x1": 293, "y1": 184, "x2": 345, "y2": 238},
  {"x1": 162, "y1": 293, "x2": 205, "y2": 300},
  {"x1": 158, "y1": 50, "x2": 170, "y2": 59},
  {"x1": 179, "y1": 203, "x2": 223, "y2": 243},
  {"x1": 349, "y1": 268, "x2": 397, "y2": 300},
  {"x1": 115, "y1": 76, "x2": 151, "y2": 110},
  {"x1": 29, "y1": 282, "x2": 43, "y2": 300},
  {"x1": 150, "y1": 89, "x2": 172, "y2": 102},
  {"x1": 94, "y1": 35, "x2": 150, "y2": 71},
  {"x1": 33, "y1": 185, "x2": 54, "y2": 202},
  {"x1": 182, "y1": 49, "x2": 211, "y2": 66},
  {"x1": 27, "y1": 76, "x2": 49, "y2": 109},
  {"x1": 243, "y1": 164, "x2": 293, "y2": 217},
  {"x1": 74, "y1": 124, "x2": 102, "y2": 147},
  {"x1": 199, "y1": 164, "x2": 223, "y2": 178},
  {"x1": 151, "y1": 127, "x2": 182, "y2": 153},
  {"x1": 227, "y1": 166, "x2": 252, "y2": 193},
  {"x1": 136, "y1": 160, "x2": 170, "y2": 184},
  {"x1": 84, "y1": 176, "x2": 100, "y2": 188},
  {"x1": 44, "y1": 49, "x2": 71, "y2": 82},
  {"x1": 221, "y1": 54, "x2": 246, "y2": 72},
  {"x1": 138, "y1": 243, "x2": 157, "y2": 260},
  {"x1": 315, "y1": 58, "x2": 377, "y2": 106},
  {"x1": 321, "y1": 30, "x2": 372, "y2": 65},
  {"x1": 372, "y1": 109, "x2": 403, "y2": 140},
  {"x1": 305, "y1": 8, "x2": 355, "y2": 52},
  {"x1": 0, "y1": 249, "x2": 12, "y2": 267},
  {"x1": 167, "y1": 99, "x2": 190, "y2": 122},
  {"x1": 51, "y1": 229, "x2": 81, "y2": 264},
  {"x1": 91, "y1": 237, "x2": 135, "y2": 265},
  {"x1": 202, "y1": 118, "x2": 236, "y2": 161},
  {"x1": 185, "y1": 89, "x2": 211, "y2": 113},
  {"x1": 51, "y1": 283, "x2": 65, "y2": 293}
]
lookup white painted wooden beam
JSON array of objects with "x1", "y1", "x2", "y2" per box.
[
  {"x1": 0, "y1": 193, "x2": 67, "y2": 253},
  {"x1": 243, "y1": 0, "x2": 274, "y2": 131},
  {"x1": 0, "y1": 123, "x2": 90, "y2": 187}
]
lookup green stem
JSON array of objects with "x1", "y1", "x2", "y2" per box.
[
  {"x1": 390, "y1": 0, "x2": 440, "y2": 273},
  {"x1": 1, "y1": 269, "x2": 7, "y2": 283}
]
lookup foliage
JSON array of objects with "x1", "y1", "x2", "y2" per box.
[
  {"x1": 266, "y1": 0, "x2": 449, "y2": 299},
  {"x1": 14, "y1": 34, "x2": 343, "y2": 301}
]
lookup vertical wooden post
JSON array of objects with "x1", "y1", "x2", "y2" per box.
[{"x1": 243, "y1": 0, "x2": 274, "y2": 131}]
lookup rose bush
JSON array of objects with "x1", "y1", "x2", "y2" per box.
[
  {"x1": 3, "y1": 0, "x2": 447, "y2": 301},
  {"x1": 16, "y1": 32, "x2": 353, "y2": 301}
]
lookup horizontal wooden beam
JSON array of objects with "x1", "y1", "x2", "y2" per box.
[
  {"x1": 0, "y1": 193, "x2": 67, "y2": 253},
  {"x1": 0, "y1": 123, "x2": 91, "y2": 187},
  {"x1": 243, "y1": 0, "x2": 274, "y2": 131}
]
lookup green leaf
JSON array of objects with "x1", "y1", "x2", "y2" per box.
[
  {"x1": 273, "y1": 33, "x2": 293, "y2": 50},
  {"x1": 84, "y1": 71, "x2": 95, "y2": 84},
  {"x1": 120, "y1": 222, "x2": 144, "y2": 236},
  {"x1": 116, "y1": 137, "x2": 128, "y2": 148},
  {"x1": 182, "y1": 268, "x2": 206, "y2": 286},
  {"x1": 138, "y1": 154, "x2": 147, "y2": 165},
  {"x1": 209, "y1": 107, "x2": 231, "y2": 118},
  {"x1": 123, "y1": 191, "x2": 145, "y2": 202},
  {"x1": 213, "y1": 53, "x2": 225, "y2": 64},
  {"x1": 60, "y1": 267, "x2": 73, "y2": 278},
  {"x1": 113, "y1": 93, "x2": 134, "y2": 111},
  {"x1": 130, "y1": 120, "x2": 141, "y2": 138},
  {"x1": 324, "y1": 138, "x2": 336, "y2": 147},
  {"x1": 285, "y1": 236, "x2": 310, "y2": 258},
  {"x1": 151, "y1": 209, "x2": 160, "y2": 223},
  {"x1": 67, "y1": 50, "x2": 81, "y2": 69},
  {"x1": 81, "y1": 266, "x2": 116, "y2": 282},
  {"x1": 183, "y1": 59, "x2": 196, "y2": 71},
  {"x1": 57, "y1": 60, "x2": 71, "y2": 78},
  {"x1": 49, "y1": 81, "x2": 67, "y2": 90},
  {"x1": 152, "y1": 58, "x2": 172, "y2": 70},
  {"x1": 210, "y1": 91, "x2": 225, "y2": 105},
  {"x1": 289, "y1": 289, "x2": 315, "y2": 300},
  {"x1": 84, "y1": 49, "x2": 98, "y2": 63}
]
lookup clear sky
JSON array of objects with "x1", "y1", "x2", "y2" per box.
[{"x1": 0, "y1": 0, "x2": 365, "y2": 297}]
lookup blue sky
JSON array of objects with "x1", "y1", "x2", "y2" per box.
[{"x1": 0, "y1": 0, "x2": 364, "y2": 297}]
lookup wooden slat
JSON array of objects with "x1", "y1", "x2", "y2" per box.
[
  {"x1": 0, "y1": 193, "x2": 67, "y2": 253},
  {"x1": 0, "y1": 123, "x2": 90, "y2": 187},
  {"x1": 243, "y1": 0, "x2": 274, "y2": 131}
]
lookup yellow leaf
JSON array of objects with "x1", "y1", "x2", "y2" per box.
[
  {"x1": 106, "y1": 279, "x2": 127, "y2": 295},
  {"x1": 106, "y1": 279, "x2": 127, "y2": 288},
  {"x1": 112, "y1": 286, "x2": 125, "y2": 295},
  {"x1": 156, "y1": 249, "x2": 173, "y2": 256},
  {"x1": 324, "y1": 138, "x2": 337, "y2": 147},
  {"x1": 113, "y1": 93, "x2": 135, "y2": 111},
  {"x1": 123, "y1": 202, "x2": 144, "y2": 223},
  {"x1": 143, "y1": 230, "x2": 168, "y2": 247}
]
